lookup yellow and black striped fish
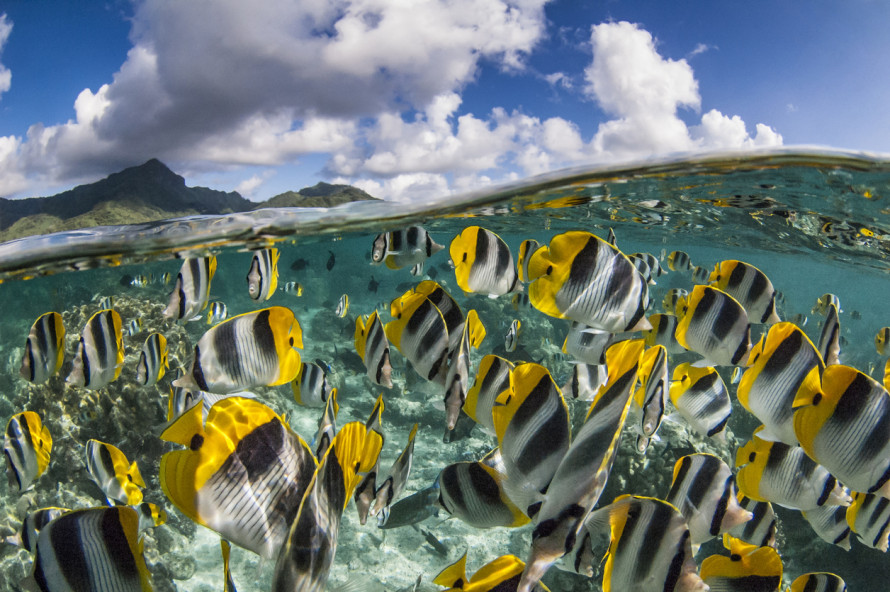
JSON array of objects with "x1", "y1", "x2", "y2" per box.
[
  {"x1": 816, "y1": 301, "x2": 841, "y2": 366},
  {"x1": 385, "y1": 291, "x2": 450, "y2": 383},
  {"x1": 729, "y1": 494, "x2": 778, "y2": 550},
  {"x1": 526, "y1": 231, "x2": 650, "y2": 333},
  {"x1": 801, "y1": 504, "x2": 851, "y2": 550},
  {"x1": 667, "y1": 249, "x2": 693, "y2": 272},
  {"x1": 709, "y1": 260, "x2": 781, "y2": 324},
  {"x1": 634, "y1": 344, "x2": 668, "y2": 448},
  {"x1": 444, "y1": 310, "x2": 486, "y2": 431},
  {"x1": 434, "y1": 553, "x2": 550, "y2": 592},
  {"x1": 13, "y1": 507, "x2": 67, "y2": 553},
  {"x1": 246, "y1": 247, "x2": 280, "y2": 302},
  {"x1": 517, "y1": 239, "x2": 543, "y2": 283},
  {"x1": 876, "y1": 326, "x2": 890, "y2": 356},
  {"x1": 85, "y1": 439, "x2": 145, "y2": 506},
  {"x1": 789, "y1": 573, "x2": 847, "y2": 592},
  {"x1": 292, "y1": 360, "x2": 333, "y2": 408},
  {"x1": 19, "y1": 312, "x2": 65, "y2": 384},
  {"x1": 670, "y1": 363, "x2": 732, "y2": 441},
  {"x1": 450, "y1": 226, "x2": 521, "y2": 296},
  {"x1": 355, "y1": 311, "x2": 393, "y2": 388},
  {"x1": 642, "y1": 312, "x2": 684, "y2": 354},
  {"x1": 562, "y1": 363, "x2": 609, "y2": 402},
  {"x1": 371, "y1": 226, "x2": 443, "y2": 270},
  {"x1": 135, "y1": 332, "x2": 168, "y2": 386},
  {"x1": 164, "y1": 256, "x2": 217, "y2": 322},
  {"x1": 847, "y1": 491, "x2": 890, "y2": 551},
  {"x1": 3, "y1": 411, "x2": 51, "y2": 492},
  {"x1": 67, "y1": 309, "x2": 124, "y2": 390},
  {"x1": 174, "y1": 306, "x2": 303, "y2": 394},
  {"x1": 675, "y1": 285, "x2": 751, "y2": 366},
  {"x1": 463, "y1": 355, "x2": 514, "y2": 434}
]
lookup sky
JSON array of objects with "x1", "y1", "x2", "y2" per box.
[{"x1": 1, "y1": 0, "x2": 889, "y2": 202}]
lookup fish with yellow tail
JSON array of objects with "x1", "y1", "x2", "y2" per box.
[
  {"x1": 667, "y1": 249, "x2": 693, "y2": 271},
  {"x1": 670, "y1": 363, "x2": 732, "y2": 441},
  {"x1": 735, "y1": 427, "x2": 851, "y2": 511},
  {"x1": 700, "y1": 533, "x2": 782, "y2": 592},
  {"x1": 133, "y1": 501, "x2": 167, "y2": 533},
  {"x1": 160, "y1": 397, "x2": 318, "y2": 558},
  {"x1": 4, "y1": 411, "x2": 52, "y2": 492},
  {"x1": 21, "y1": 507, "x2": 152, "y2": 592},
  {"x1": 174, "y1": 306, "x2": 303, "y2": 394},
  {"x1": 355, "y1": 311, "x2": 393, "y2": 388},
  {"x1": 434, "y1": 553, "x2": 550, "y2": 592},
  {"x1": 385, "y1": 291, "x2": 450, "y2": 383},
  {"x1": 737, "y1": 321, "x2": 823, "y2": 445},
  {"x1": 708, "y1": 260, "x2": 781, "y2": 324},
  {"x1": 812, "y1": 293, "x2": 841, "y2": 315},
  {"x1": 67, "y1": 309, "x2": 124, "y2": 389},
  {"x1": 85, "y1": 439, "x2": 145, "y2": 506},
  {"x1": 666, "y1": 454, "x2": 753, "y2": 546},
  {"x1": 371, "y1": 226, "x2": 443, "y2": 270},
  {"x1": 450, "y1": 226, "x2": 521, "y2": 296},
  {"x1": 272, "y1": 420, "x2": 383, "y2": 592},
  {"x1": 246, "y1": 247, "x2": 279, "y2": 301},
  {"x1": 206, "y1": 301, "x2": 227, "y2": 324},
  {"x1": 135, "y1": 332, "x2": 168, "y2": 386},
  {"x1": 20, "y1": 312, "x2": 65, "y2": 384},
  {"x1": 526, "y1": 231, "x2": 651, "y2": 333},
  {"x1": 164, "y1": 256, "x2": 216, "y2": 322},
  {"x1": 443, "y1": 309, "x2": 486, "y2": 432},
  {"x1": 793, "y1": 363, "x2": 890, "y2": 497},
  {"x1": 221, "y1": 539, "x2": 238, "y2": 592},
  {"x1": 517, "y1": 339, "x2": 644, "y2": 592}
]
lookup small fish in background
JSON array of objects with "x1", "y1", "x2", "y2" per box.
[
  {"x1": 735, "y1": 428, "x2": 851, "y2": 511},
  {"x1": 692, "y1": 265, "x2": 711, "y2": 284},
  {"x1": 368, "y1": 276, "x2": 379, "y2": 293},
  {"x1": 525, "y1": 231, "x2": 650, "y2": 333},
  {"x1": 221, "y1": 539, "x2": 238, "y2": 592},
  {"x1": 700, "y1": 534, "x2": 783, "y2": 592},
  {"x1": 371, "y1": 226, "x2": 444, "y2": 270},
  {"x1": 292, "y1": 360, "x2": 334, "y2": 408},
  {"x1": 67, "y1": 309, "x2": 124, "y2": 390},
  {"x1": 816, "y1": 302, "x2": 841, "y2": 366},
  {"x1": 504, "y1": 319, "x2": 520, "y2": 352},
  {"x1": 812, "y1": 293, "x2": 841, "y2": 315},
  {"x1": 876, "y1": 327, "x2": 890, "y2": 355},
  {"x1": 450, "y1": 226, "x2": 521, "y2": 296},
  {"x1": 21, "y1": 507, "x2": 153, "y2": 592},
  {"x1": 174, "y1": 307, "x2": 303, "y2": 394},
  {"x1": 158, "y1": 271, "x2": 172, "y2": 285},
  {"x1": 789, "y1": 573, "x2": 847, "y2": 592},
  {"x1": 627, "y1": 253, "x2": 656, "y2": 285},
  {"x1": 85, "y1": 439, "x2": 146, "y2": 506},
  {"x1": 164, "y1": 256, "x2": 217, "y2": 323},
  {"x1": 20, "y1": 311, "x2": 65, "y2": 384},
  {"x1": 3, "y1": 411, "x2": 52, "y2": 492},
  {"x1": 372, "y1": 424, "x2": 418, "y2": 520},
  {"x1": 789, "y1": 312, "x2": 808, "y2": 328},
  {"x1": 630, "y1": 251, "x2": 664, "y2": 282},
  {"x1": 850, "y1": 309, "x2": 862, "y2": 320},
  {"x1": 335, "y1": 293, "x2": 349, "y2": 318},
  {"x1": 667, "y1": 249, "x2": 693, "y2": 271},
  {"x1": 562, "y1": 363, "x2": 608, "y2": 402},
  {"x1": 354, "y1": 311, "x2": 393, "y2": 388},
  {"x1": 511, "y1": 292, "x2": 530, "y2": 310},
  {"x1": 246, "y1": 247, "x2": 280, "y2": 302},
  {"x1": 327, "y1": 250, "x2": 336, "y2": 271},
  {"x1": 516, "y1": 239, "x2": 543, "y2": 283},
  {"x1": 662, "y1": 288, "x2": 688, "y2": 314},
  {"x1": 207, "y1": 301, "x2": 228, "y2": 324},
  {"x1": 675, "y1": 285, "x2": 751, "y2": 367},
  {"x1": 133, "y1": 501, "x2": 167, "y2": 533},
  {"x1": 7, "y1": 507, "x2": 68, "y2": 553},
  {"x1": 130, "y1": 274, "x2": 151, "y2": 288},
  {"x1": 642, "y1": 313, "x2": 684, "y2": 354},
  {"x1": 669, "y1": 363, "x2": 732, "y2": 441},
  {"x1": 135, "y1": 332, "x2": 168, "y2": 386},
  {"x1": 127, "y1": 318, "x2": 143, "y2": 336},
  {"x1": 290, "y1": 257, "x2": 309, "y2": 271},
  {"x1": 283, "y1": 281, "x2": 303, "y2": 297},
  {"x1": 98, "y1": 295, "x2": 114, "y2": 309}
]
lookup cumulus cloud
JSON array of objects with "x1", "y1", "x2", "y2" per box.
[{"x1": 0, "y1": 14, "x2": 11, "y2": 100}]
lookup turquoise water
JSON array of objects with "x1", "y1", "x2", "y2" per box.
[{"x1": 1, "y1": 150, "x2": 889, "y2": 590}]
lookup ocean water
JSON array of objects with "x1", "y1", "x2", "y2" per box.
[{"x1": 1, "y1": 149, "x2": 889, "y2": 591}]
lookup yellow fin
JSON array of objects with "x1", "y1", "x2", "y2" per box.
[{"x1": 433, "y1": 552, "x2": 468, "y2": 588}]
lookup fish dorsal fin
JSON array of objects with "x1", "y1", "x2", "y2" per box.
[
  {"x1": 366, "y1": 395, "x2": 384, "y2": 434},
  {"x1": 160, "y1": 402, "x2": 206, "y2": 447},
  {"x1": 129, "y1": 461, "x2": 146, "y2": 489},
  {"x1": 433, "y1": 552, "x2": 468, "y2": 588},
  {"x1": 465, "y1": 309, "x2": 486, "y2": 349},
  {"x1": 354, "y1": 313, "x2": 372, "y2": 360}
]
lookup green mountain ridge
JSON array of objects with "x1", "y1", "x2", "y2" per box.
[{"x1": 0, "y1": 159, "x2": 379, "y2": 242}]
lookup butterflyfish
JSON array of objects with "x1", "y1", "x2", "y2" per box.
[
  {"x1": 634, "y1": 344, "x2": 668, "y2": 447},
  {"x1": 737, "y1": 322, "x2": 824, "y2": 445},
  {"x1": 246, "y1": 247, "x2": 279, "y2": 301},
  {"x1": 812, "y1": 293, "x2": 841, "y2": 316},
  {"x1": 174, "y1": 306, "x2": 303, "y2": 394},
  {"x1": 135, "y1": 332, "x2": 168, "y2": 386},
  {"x1": 643, "y1": 312, "x2": 685, "y2": 354},
  {"x1": 675, "y1": 285, "x2": 751, "y2": 367},
  {"x1": 444, "y1": 310, "x2": 485, "y2": 431},
  {"x1": 692, "y1": 265, "x2": 711, "y2": 284},
  {"x1": 562, "y1": 363, "x2": 608, "y2": 402},
  {"x1": 562, "y1": 321, "x2": 626, "y2": 365},
  {"x1": 127, "y1": 318, "x2": 143, "y2": 336},
  {"x1": 450, "y1": 226, "x2": 521, "y2": 296},
  {"x1": 665, "y1": 453, "x2": 753, "y2": 546},
  {"x1": 134, "y1": 501, "x2": 167, "y2": 533},
  {"x1": 735, "y1": 428, "x2": 851, "y2": 511},
  {"x1": 159, "y1": 397, "x2": 317, "y2": 558},
  {"x1": 385, "y1": 291, "x2": 449, "y2": 383},
  {"x1": 12, "y1": 506, "x2": 68, "y2": 553},
  {"x1": 221, "y1": 539, "x2": 238, "y2": 592},
  {"x1": 335, "y1": 294, "x2": 349, "y2": 318},
  {"x1": 670, "y1": 363, "x2": 732, "y2": 441},
  {"x1": 463, "y1": 355, "x2": 514, "y2": 434},
  {"x1": 372, "y1": 423, "x2": 418, "y2": 520},
  {"x1": 816, "y1": 302, "x2": 841, "y2": 366},
  {"x1": 434, "y1": 553, "x2": 550, "y2": 592},
  {"x1": 371, "y1": 226, "x2": 443, "y2": 270},
  {"x1": 313, "y1": 388, "x2": 340, "y2": 460},
  {"x1": 3, "y1": 411, "x2": 52, "y2": 492},
  {"x1": 67, "y1": 309, "x2": 124, "y2": 389},
  {"x1": 23, "y1": 506, "x2": 152, "y2": 592},
  {"x1": 85, "y1": 439, "x2": 145, "y2": 506},
  {"x1": 793, "y1": 363, "x2": 890, "y2": 497},
  {"x1": 355, "y1": 311, "x2": 393, "y2": 388},
  {"x1": 876, "y1": 327, "x2": 890, "y2": 356},
  {"x1": 292, "y1": 360, "x2": 334, "y2": 408},
  {"x1": 789, "y1": 573, "x2": 847, "y2": 592},
  {"x1": 729, "y1": 494, "x2": 777, "y2": 549},
  {"x1": 517, "y1": 239, "x2": 543, "y2": 283},
  {"x1": 526, "y1": 231, "x2": 650, "y2": 333},
  {"x1": 667, "y1": 250, "x2": 693, "y2": 271},
  {"x1": 801, "y1": 503, "x2": 851, "y2": 550},
  {"x1": 709, "y1": 260, "x2": 780, "y2": 324},
  {"x1": 207, "y1": 301, "x2": 228, "y2": 325},
  {"x1": 504, "y1": 319, "x2": 520, "y2": 352},
  {"x1": 699, "y1": 533, "x2": 782, "y2": 592},
  {"x1": 164, "y1": 256, "x2": 217, "y2": 322},
  {"x1": 403, "y1": 280, "x2": 465, "y2": 353},
  {"x1": 846, "y1": 491, "x2": 890, "y2": 551},
  {"x1": 19, "y1": 312, "x2": 65, "y2": 384},
  {"x1": 354, "y1": 395, "x2": 385, "y2": 524},
  {"x1": 663, "y1": 288, "x2": 689, "y2": 314}
]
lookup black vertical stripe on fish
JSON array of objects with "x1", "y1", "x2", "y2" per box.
[
  {"x1": 474, "y1": 227, "x2": 491, "y2": 269},
  {"x1": 746, "y1": 271, "x2": 768, "y2": 309},
  {"x1": 663, "y1": 529, "x2": 690, "y2": 592},
  {"x1": 98, "y1": 443, "x2": 116, "y2": 482},
  {"x1": 213, "y1": 320, "x2": 243, "y2": 386},
  {"x1": 100, "y1": 508, "x2": 140, "y2": 580},
  {"x1": 511, "y1": 378, "x2": 567, "y2": 479},
  {"x1": 391, "y1": 231, "x2": 404, "y2": 251},
  {"x1": 406, "y1": 226, "x2": 419, "y2": 250},
  {"x1": 42, "y1": 510, "x2": 89, "y2": 588},
  {"x1": 4, "y1": 450, "x2": 22, "y2": 491},
  {"x1": 80, "y1": 338, "x2": 92, "y2": 386},
  {"x1": 709, "y1": 477, "x2": 732, "y2": 537},
  {"x1": 708, "y1": 415, "x2": 730, "y2": 438},
  {"x1": 176, "y1": 276, "x2": 186, "y2": 319},
  {"x1": 192, "y1": 345, "x2": 209, "y2": 391},
  {"x1": 817, "y1": 475, "x2": 838, "y2": 506},
  {"x1": 92, "y1": 312, "x2": 110, "y2": 363},
  {"x1": 726, "y1": 263, "x2": 746, "y2": 291},
  {"x1": 25, "y1": 341, "x2": 37, "y2": 381},
  {"x1": 711, "y1": 293, "x2": 740, "y2": 342}
]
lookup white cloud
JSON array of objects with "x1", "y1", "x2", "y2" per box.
[
  {"x1": 687, "y1": 42, "x2": 715, "y2": 58},
  {"x1": 235, "y1": 170, "x2": 275, "y2": 199},
  {"x1": 0, "y1": 14, "x2": 12, "y2": 100}
]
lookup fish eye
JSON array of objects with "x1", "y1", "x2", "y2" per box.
[
  {"x1": 546, "y1": 265, "x2": 552, "y2": 275},
  {"x1": 462, "y1": 253, "x2": 467, "y2": 262},
  {"x1": 730, "y1": 554, "x2": 742, "y2": 561},
  {"x1": 749, "y1": 452, "x2": 756, "y2": 462},
  {"x1": 289, "y1": 337, "x2": 294, "y2": 346},
  {"x1": 812, "y1": 393, "x2": 822, "y2": 405}
]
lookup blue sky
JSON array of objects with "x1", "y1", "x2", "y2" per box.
[{"x1": 1, "y1": 1, "x2": 888, "y2": 201}]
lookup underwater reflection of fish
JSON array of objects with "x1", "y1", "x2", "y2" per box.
[
  {"x1": 164, "y1": 256, "x2": 217, "y2": 322},
  {"x1": 246, "y1": 247, "x2": 280, "y2": 301},
  {"x1": 85, "y1": 439, "x2": 145, "y2": 506},
  {"x1": 67, "y1": 308, "x2": 124, "y2": 390},
  {"x1": 20, "y1": 311, "x2": 65, "y2": 384},
  {"x1": 3, "y1": 411, "x2": 52, "y2": 492},
  {"x1": 23, "y1": 506, "x2": 153, "y2": 592},
  {"x1": 174, "y1": 306, "x2": 303, "y2": 393}
]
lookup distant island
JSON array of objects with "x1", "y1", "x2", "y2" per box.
[{"x1": 0, "y1": 159, "x2": 379, "y2": 242}]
